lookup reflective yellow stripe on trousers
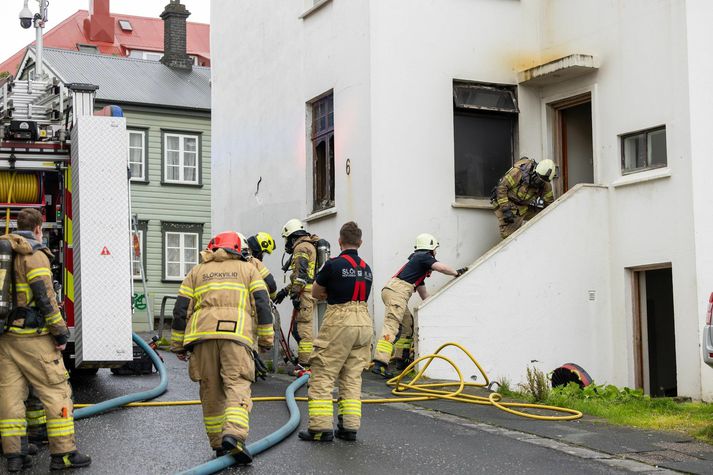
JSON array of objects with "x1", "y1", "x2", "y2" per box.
[
  {"x1": 308, "y1": 400, "x2": 333, "y2": 417},
  {"x1": 203, "y1": 413, "x2": 224, "y2": 434},
  {"x1": 0, "y1": 419, "x2": 27, "y2": 437},
  {"x1": 225, "y1": 406, "x2": 249, "y2": 429},
  {"x1": 338, "y1": 399, "x2": 362, "y2": 417},
  {"x1": 46, "y1": 418, "x2": 74, "y2": 438}
]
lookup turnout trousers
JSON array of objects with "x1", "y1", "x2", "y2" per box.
[
  {"x1": 189, "y1": 340, "x2": 254, "y2": 449},
  {"x1": 373, "y1": 278, "x2": 414, "y2": 365},
  {"x1": 307, "y1": 302, "x2": 372, "y2": 432},
  {"x1": 294, "y1": 291, "x2": 316, "y2": 365},
  {"x1": 0, "y1": 334, "x2": 75, "y2": 455}
]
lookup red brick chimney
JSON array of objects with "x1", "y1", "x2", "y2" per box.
[{"x1": 83, "y1": 0, "x2": 115, "y2": 43}]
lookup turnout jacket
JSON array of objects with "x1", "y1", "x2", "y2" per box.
[
  {"x1": 0, "y1": 232, "x2": 68, "y2": 344},
  {"x1": 287, "y1": 235, "x2": 319, "y2": 296},
  {"x1": 170, "y1": 248, "x2": 273, "y2": 353},
  {"x1": 249, "y1": 257, "x2": 277, "y2": 299},
  {"x1": 495, "y1": 158, "x2": 554, "y2": 216}
]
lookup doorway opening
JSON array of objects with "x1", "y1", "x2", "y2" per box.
[
  {"x1": 632, "y1": 266, "x2": 677, "y2": 397},
  {"x1": 550, "y1": 93, "x2": 594, "y2": 196}
]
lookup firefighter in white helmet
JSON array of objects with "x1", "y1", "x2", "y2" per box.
[
  {"x1": 274, "y1": 219, "x2": 322, "y2": 368},
  {"x1": 371, "y1": 233, "x2": 467, "y2": 378},
  {"x1": 493, "y1": 157, "x2": 555, "y2": 239}
]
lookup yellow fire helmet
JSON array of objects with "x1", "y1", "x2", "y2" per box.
[
  {"x1": 535, "y1": 159, "x2": 556, "y2": 182},
  {"x1": 414, "y1": 233, "x2": 439, "y2": 251},
  {"x1": 254, "y1": 232, "x2": 276, "y2": 254}
]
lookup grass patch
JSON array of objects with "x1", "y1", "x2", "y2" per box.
[{"x1": 539, "y1": 383, "x2": 713, "y2": 444}]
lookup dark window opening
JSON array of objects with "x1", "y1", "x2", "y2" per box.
[
  {"x1": 311, "y1": 93, "x2": 334, "y2": 212},
  {"x1": 77, "y1": 44, "x2": 99, "y2": 54},
  {"x1": 621, "y1": 126, "x2": 667, "y2": 174}
]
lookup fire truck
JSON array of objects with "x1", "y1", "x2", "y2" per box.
[{"x1": 0, "y1": 77, "x2": 134, "y2": 370}]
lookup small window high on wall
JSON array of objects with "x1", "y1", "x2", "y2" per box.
[
  {"x1": 453, "y1": 81, "x2": 518, "y2": 200},
  {"x1": 621, "y1": 126, "x2": 667, "y2": 174}
]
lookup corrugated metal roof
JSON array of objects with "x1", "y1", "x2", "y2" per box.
[{"x1": 39, "y1": 48, "x2": 210, "y2": 111}]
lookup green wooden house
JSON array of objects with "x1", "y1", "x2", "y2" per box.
[{"x1": 17, "y1": 47, "x2": 212, "y2": 331}]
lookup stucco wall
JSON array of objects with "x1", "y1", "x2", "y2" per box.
[{"x1": 418, "y1": 186, "x2": 613, "y2": 386}]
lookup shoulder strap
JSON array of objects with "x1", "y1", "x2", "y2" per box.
[{"x1": 341, "y1": 254, "x2": 367, "y2": 302}]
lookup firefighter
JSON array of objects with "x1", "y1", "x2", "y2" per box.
[
  {"x1": 493, "y1": 157, "x2": 556, "y2": 239},
  {"x1": 242, "y1": 233, "x2": 277, "y2": 299},
  {"x1": 371, "y1": 233, "x2": 467, "y2": 378},
  {"x1": 170, "y1": 231, "x2": 273, "y2": 464},
  {"x1": 274, "y1": 219, "x2": 321, "y2": 368},
  {"x1": 0, "y1": 208, "x2": 91, "y2": 472},
  {"x1": 298, "y1": 222, "x2": 373, "y2": 442},
  {"x1": 246, "y1": 232, "x2": 276, "y2": 262}
]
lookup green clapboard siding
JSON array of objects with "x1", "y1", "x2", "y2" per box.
[{"x1": 122, "y1": 106, "x2": 212, "y2": 332}]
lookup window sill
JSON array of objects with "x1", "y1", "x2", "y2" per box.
[
  {"x1": 299, "y1": 0, "x2": 332, "y2": 19},
  {"x1": 305, "y1": 207, "x2": 337, "y2": 222},
  {"x1": 130, "y1": 179, "x2": 149, "y2": 184},
  {"x1": 611, "y1": 167, "x2": 671, "y2": 188},
  {"x1": 451, "y1": 198, "x2": 495, "y2": 210},
  {"x1": 160, "y1": 181, "x2": 203, "y2": 188}
]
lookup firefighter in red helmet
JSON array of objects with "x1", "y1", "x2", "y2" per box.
[{"x1": 171, "y1": 231, "x2": 274, "y2": 464}]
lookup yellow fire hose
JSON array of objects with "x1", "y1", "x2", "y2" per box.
[
  {"x1": 0, "y1": 172, "x2": 41, "y2": 234},
  {"x1": 75, "y1": 342, "x2": 582, "y2": 421}
]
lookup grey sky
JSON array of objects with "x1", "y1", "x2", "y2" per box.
[{"x1": 0, "y1": 1, "x2": 210, "y2": 62}]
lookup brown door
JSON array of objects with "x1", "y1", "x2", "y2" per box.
[{"x1": 551, "y1": 93, "x2": 594, "y2": 196}]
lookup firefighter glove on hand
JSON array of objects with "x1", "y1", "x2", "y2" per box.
[
  {"x1": 456, "y1": 267, "x2": 468, "y2": 277},
  {"x1": 273, "y1": 288, "x2": 288, "y2": 304},
  {"x1": 503, "y1": 207, "x2": 515, "y2": 224},
  {"x1": 291, "y1": 297, "x2": 301, "y2": 311}
]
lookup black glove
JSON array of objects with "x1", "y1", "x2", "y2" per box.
[
  {"x1": 456, "y1": 267, "x2": 468, "y2": 277},
  {"x1": 253, "y1": 350, "x2": 269, "y2": 381},
  {"x1": 291, "y1": 297, "x2": 301, "y2": 311},
  {"x1": 273, "y1": 288, "x2": 288, "y2": 304},
  {"x1": 502, "y1": 207, "x2": 515, "y2": 224}
]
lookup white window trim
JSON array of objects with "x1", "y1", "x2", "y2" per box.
[
  {"x1": 163, "y1": 133, "x2": 199, "y2": 185},
  {"x1": 128, "y1": 130, "x2": 146, "y2": 181},
  {"x1": 164, "y1": 231, "x2": 199, "y2": 281},
  {"x1": 132, "y1": 229, "x2": 144, "y2": 279}
]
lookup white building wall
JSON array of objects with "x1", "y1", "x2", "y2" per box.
[
  {"x1": 418, "y1": 186, "x2": 612, "y2": 384},
  {"x1": 685, "y1": 0, "x2": 713, "y2": 398},
  {"x1": 211, "y1": 0, "x2": 375, "y2": 321}
]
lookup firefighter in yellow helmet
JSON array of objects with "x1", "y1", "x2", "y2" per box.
[
  {"x1": 245, "y1": 232, "x2": 277, "y2": 299},
  {"x1": 274, "y1": 219, "x2": 321, "y2": 368},
  {"x1": 170, "y1": 231, "x2": 274, "y2": 464},
  {"x1": 0, "y1": 209, "x2": 91, "y2": 472},
  {"x1": 298, "y1": 222, "x2": 373, "y2": 442},
  {"x1": 493, "y1": 157, "x2": 555, "y2": 239},
  {"x1": 371, "y1": 233, "x2": 467, "y2": 378}
]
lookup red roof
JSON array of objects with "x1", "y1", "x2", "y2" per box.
[{"x1": 0, "y1": 7, "x2": 210, "y2": 76}]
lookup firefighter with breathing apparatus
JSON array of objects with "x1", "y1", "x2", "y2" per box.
[
  {"x1": 245, "y1": 232, "x2": 278, "y2": 299},
  {"x1": 274, "y1": 219, "x2": 330, "y2": 369},
  {"x1": 0, "y1": 208, "x2": 91, "y2": 472}
]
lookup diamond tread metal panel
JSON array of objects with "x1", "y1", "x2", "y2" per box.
[{"x1": 72, "y1": 116, "x2": 133, "y2": 365}]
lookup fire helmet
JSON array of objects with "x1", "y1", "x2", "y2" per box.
[
  {"x1": 415, "y1": 233, "x2": 439, "y2": 251},
  {"x1": 207, "y1": 231, "x2": 242, "y2": 254}
]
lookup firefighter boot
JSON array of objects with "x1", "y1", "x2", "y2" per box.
[
  {"x1": 370, "y1": 361, "x2": 394, "y2": 379},
  {"x1": 298, "y1": 430, "x2": 334, "y2": 442},
  {"x1": 221, "y1": 436, "x2": 253, "y2": 465},
  {"x1": 7, "y1": 455, "x2": 33, "y2": 473},
  {"x1": 50, "y1": 451, "x2": 92, "y2": 470},
  {"x1": 393, "y1": 349, "x2": 413, "y2": 373},
  {"x1": 335, "y1": 416, "x2": 357, "y2": 442}
]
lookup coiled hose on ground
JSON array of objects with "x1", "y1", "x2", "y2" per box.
[{"x1": 75, "y1": 341, "x2": 582, "y2": 473}]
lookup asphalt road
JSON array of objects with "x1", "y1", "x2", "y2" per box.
[{"x1": 17, "y1": 349, "x2": 639, "y2": 474}]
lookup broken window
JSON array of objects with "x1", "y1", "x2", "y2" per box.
[
  {"x1": 453, "y1": 81, "x2": 518, "y2": 200},
  {"x1": 621, "y1": 126, "x2": 667, "y2": 174},
  {"x1": 310, "y1": 93, "x2": 335, "y2": 212}
]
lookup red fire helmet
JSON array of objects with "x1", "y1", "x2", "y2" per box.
[{"x1": 207, "y1": 231, "x2": 242, "y2": 254}]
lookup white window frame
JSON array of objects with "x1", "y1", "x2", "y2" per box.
[
  {"x1": 131, "y1": 229, "x2": 144, "y2": 279},
  {"x1": 164, "y1": 231, "x2": 199, "y2": 281},
  {"x1": 128, "y1": 129, "x2": 146, "y2": 181},
  {"x1": 163, "y1": 133, "x2": 199, "y2": 185}
]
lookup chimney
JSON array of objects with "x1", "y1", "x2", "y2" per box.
[
  {"x1": 160, "y1": 0, "x2": 192, "y2": 71},
  {"x1": 83, "y1": 0, "x2": 115, "y2": 43}
]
